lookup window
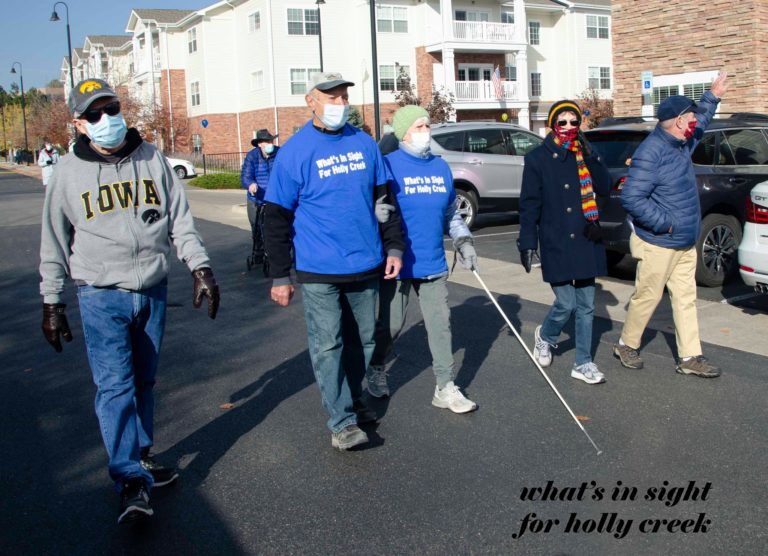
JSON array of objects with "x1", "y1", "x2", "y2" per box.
[
  {"x1": 692, "y1": 133, "x2": 716, "y2": 165},
  {"x1": 530, "y1": 73, "x2": 541, "y2": 97},
  {"x1": 454, "y1": 10, "x2": 488, "y2": 22},
  {"x1": 190, "y1": 81, "x2": 200, "y2": 107},
  {"x1": 377, "y1": 5, "x2": 408, "y2": 33},
  {"x1": 503, "y1": 130, "x2": 542, "y2": 156},
  {"x1": 588, "y1": 66, "x2": 611, "y2": 90},
  {"x1": 250, "y1": 70, "x2": 264, "y2": 91},
  {"x1": 683, "y1": 82, "x2": 711, "y2": 100},
  {"x1": 501, "y1": 11, "x2": 514, "y2": 24},
  {"x1": 287, "y1": 8, "x2": 319, "y2": 35},
  {"x1": 722, "y1": 129, "x2": 768, "y2": 165},
  {"x1": 586, "y1": 15, "x2": 609, "y2": 39},
  {"x1": 192, "y1": 133, "x2": 202, "y2": 154},
  {"x1": 188, "y1": 28, "x2": 197, "y2": 53},
  {"x1": 248, "y1": 11, "x2": 261, "y2": 33},
  {"x1": 379, "y1": 65, "x2": 410, "y2": 92},
  {"x1": 290, "y1": 68, "x2": 321, "y2": 95},
  {"x1": 505, "y1": 64, "x2": 517, "y2": 81},
  {"x1": 433, "y1": 131, "x2": 465, "y2": 152},
  {"x1": 101, "y1": 59, "x2": 109, "y2": 75},
  {"x1": 652, "y1": 85, "x2": 678, "y2": 116},
  {"x1": 528, "y1": 21, "x2": 540, "y2": 45},
  {"x1": 466, "y1": 129, "x2": 506, "y2": 155}
]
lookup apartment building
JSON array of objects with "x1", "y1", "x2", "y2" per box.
[
  {"x1": 611, "y1": 0, "x2": 768, "y2": 116},
  {"x1": 61, "y1": 36, "x2": 133, "y2": 99}
]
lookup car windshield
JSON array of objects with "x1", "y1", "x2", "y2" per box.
[{"x1": 585, "y1": 130, "x2": 648, "y2": 168}]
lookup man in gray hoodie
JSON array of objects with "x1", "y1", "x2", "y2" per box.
[{"x1": 39, "y1": 79, "x2": 220, "y2": 525}]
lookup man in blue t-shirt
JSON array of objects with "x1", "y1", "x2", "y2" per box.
[{"x1": 264, "y1": 71, "x2": 404, "y2": 451}]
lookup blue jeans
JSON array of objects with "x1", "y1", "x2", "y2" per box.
[
  {"x1": 540, "y1": 278, "x2": 595, "y2": 366},
  {"x1": 300, "y1": 279, "x2": 379, "y2": 433},
  {"x1": 77, "y1": 283, "x2": 167, "y2": 490}
]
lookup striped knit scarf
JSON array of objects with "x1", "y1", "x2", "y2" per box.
[{"x1": 553, "y1": 133, "x2": 599, "y2": 222}]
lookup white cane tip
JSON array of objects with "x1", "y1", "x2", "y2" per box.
[{"x1": 596, "y1": 450, "x2": 603, "y2": 456}]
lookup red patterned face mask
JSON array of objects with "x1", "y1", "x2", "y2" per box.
[
  {"x1": 554, "y1": 125, "x2": 579, "y2": 143},
  {"x1": 684, "y1": 120, "x2": 697, "y2": 140}
]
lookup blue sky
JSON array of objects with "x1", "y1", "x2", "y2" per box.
[{"x1": 1, "y1": 0, "x2": 209, "y2": 91}]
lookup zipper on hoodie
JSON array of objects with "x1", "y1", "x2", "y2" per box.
[{"x1": 114, "y1": 161, "x2": 143, "y2": 290}]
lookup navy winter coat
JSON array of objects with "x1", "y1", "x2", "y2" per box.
[
  {"x1": 241, "y1": 146, "x2": 279, "y2": 204},
  {"x1": 621, "y1": 91, "x2": 719, "y2": 249},
  {"x1": 518, "y1": 134, "x2": 613, "y2": 284}
]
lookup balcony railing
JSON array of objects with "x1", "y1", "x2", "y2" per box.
[
  {"x1": 452, "y1": 21, "x2": 518, "y2": 42},
  {"x1": 454, "y1": 80, "x2": 518, "y2": 102}
]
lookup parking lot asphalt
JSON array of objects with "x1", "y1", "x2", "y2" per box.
[{"x1": 1, "y1": 167, "x2": 766, "y2": 555}]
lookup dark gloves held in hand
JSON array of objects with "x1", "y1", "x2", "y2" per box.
[
  {"x1": 42, "y1": 303, "x2": 73, "y2": 352},
  {"x1": 192, "y1": 267, "x2": 220, "y2": 319},
  {"x1": 46, "y1": 160, "x2": 53, "y2": 165},
  {"x1": 583, "y1": 220, "x2": 603, "y2": 242},
  {"x1": 520, "y1": 249, "x2": 538, "y2": 274}
]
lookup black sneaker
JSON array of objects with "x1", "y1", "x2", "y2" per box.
[
  {"x1": 140, "y1": 450, "x2": 179, "y2": 488},
  {"x1": 676, "y1": 355, "x2": 721, "y2": 378},
  {"x1": 118, "y1": 479, "x2": 153, "y2": 525},
  {"x1": 352, "y1": 399, "x2": 378, "y2": 424}
]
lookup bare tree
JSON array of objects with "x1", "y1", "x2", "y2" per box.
[
  {"x1": 578, "y1": 87, "x2": 614, "y2": 129},
  {"x1": 425, "y1": 87, "x2": 456, "y2": 124},
  {"x1": 393, "y1": 67, "x2": 421, "y2": 107}
]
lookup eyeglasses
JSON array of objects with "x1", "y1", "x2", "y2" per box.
[
  {"x1": 80, "y1": 101, "x2": 121, "y2": 124},
  {"x1": 557, "y1": 119, "x2": 580, "y2": 127}
]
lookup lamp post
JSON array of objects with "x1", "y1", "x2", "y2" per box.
[
  {"x1": 315, "y1": 0, "x2": 325, "y2": 72},
  {"x1": 369, "y1": 0, "x2": 381, "y2": 140},
  {"x1": 50, "y1": 2, "x2": 75, "y2": 91},
  {"x1": 10, "y1": 62, "x2": 29, "y2": 153}
]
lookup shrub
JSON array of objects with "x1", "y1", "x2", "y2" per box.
[{"x1": 189, "y1": 173, "x2": 242, "y2": 189}]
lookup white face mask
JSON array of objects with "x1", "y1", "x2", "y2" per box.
[
  {"x1": 408, "y1": 131, "x2": 431, "y2": 154},
  {"x1": 263, "y1": 144, "x2": 275, "y2": 155},
  {"x1": 318, "y1": 103, "x2": 349, "y2": 131}
]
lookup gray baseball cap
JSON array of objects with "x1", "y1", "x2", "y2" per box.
[
  {"x1": 68, "y1": 78, "x2": 119, "y2": 116},
  {"x1": 308, "y1": 71, "x2": 355, "y2": 92}
]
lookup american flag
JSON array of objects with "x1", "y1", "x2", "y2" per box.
[{"x1": 492, "y1": 65, "x2": 504, "y2": 100}]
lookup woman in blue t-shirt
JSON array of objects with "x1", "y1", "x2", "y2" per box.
[{"x1": 367, "y1": 105, "x2": 478, "y2": 414}]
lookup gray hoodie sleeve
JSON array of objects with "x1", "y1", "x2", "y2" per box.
[
  {"x1": 444, "y1": 197, "x2": 473, "y2": 247},
  {"x1": 161, "y1": 155, "x2": 211, "y2": 271},
  {"x1": 39, "y1": 174, "x2": 72, "y2": 304}
]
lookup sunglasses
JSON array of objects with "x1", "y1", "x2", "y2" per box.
[
  {"x1": 80, "y1": 101, "x2": 121, "y2": 124},
  {"x1": 557, "y1": 119, "x2": 580, "y2": 127}
]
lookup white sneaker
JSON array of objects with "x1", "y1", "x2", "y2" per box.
[
  {"x1": 571, "y1": 362, "x2": 606, "y2": 385},
  {"x1": 533, "y1": 325, "x2": 553, "y2": 368},
  {"x1": 432, "y1": 381, "x2": 477, "y2": 414},
  {"x1": 366, "y1": 364, "x2": 390, "y2": 398}
]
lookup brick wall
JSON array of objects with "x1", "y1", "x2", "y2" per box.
[
  {"x1": 612, "y1": 0, "x2": 768, "y2": 115},
  {"x1": 160, "y1": 69, "x2": 190, "y2": 153},
  {"x1": 188, "y1": 114, "x2": 240, "y2": 154},
  {"x1": 415, "y1": 47, "x2": 440, "y2": 101}
]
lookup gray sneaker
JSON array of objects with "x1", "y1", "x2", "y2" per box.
[
  {"x1": 331, "y1": 424, "x2": 369, "y2": 451},
  {"x1": 613, "y1": 342, "x2": 644, "y2": 369},
  {"x1": 571, "y1": 362, "x2": 606, "y2": 385},
  {"x1": 533, "y1": 325, "x2": 553, "y2": 367},
  {"x1": 366, "y1": 364, "x2": 390, "y2": 398},
  {"x1": 676, "y1": 355, "x2": 721, "y2": 378}
]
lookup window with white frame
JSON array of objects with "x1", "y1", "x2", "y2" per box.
[
  {"x1": 250, "y1": 70, "x2": 264, "y2": 91},
  {"x1": 192, "y1": 133, "x2": 202, "y2": 153},
  {"x1": 290, "y1": 67, "x2": 321, "y2": 95},
  {"x1": 505, "y1": 64, "x2": 517, "y2": 81},
  {"x1": 530, "y1": 73, "x2": 541, "y2": 97},
  {"x1": 501, "y1": 11, "x2": 514, "y2": 24},
  {"x1": 377, "y1": 5, "x2": 408, "y2": 32},
  {"x1": 287, "y1": 8, "x2": 319, "y2": 35},
  {"x1": 249, "y1": 11, "x2": 261, "y2": 33},
  {"x1": 528, "y1": 21, "x2": 540, "y2": 45},
  {"x1": 683, "y1": 82, "x2": 712, "y2": 99},
  {"x1": 187, "y1": 28, "x2": 197, "y2": 53},
  {"x1": 588, "y1": 66, "x2": 611, "y2": 90},
  {"x1": 190, "y1": 81, "x2": 200, "y2": 106},
  {"x1": 586, "y1": 15, "x2": 609, "y2": 39},
  {"x1": 379, "y1": 64, "x2": 410, "y2": 92},
  {"x1": 454, "y1": 10, "x2": 489, "y2": 21}
]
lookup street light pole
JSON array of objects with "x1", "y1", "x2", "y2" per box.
[
  {"x1": 316, "y1": 0, "x2": 325, "y2": 72},
  {"x1": 50, "y1": 2, "x2": 75, "y2": 91},
  {"x1": 369, "y1": 0, "x2": 381, "y2": 140},
  {"x1": 10, "y1": 62, "x2": 29, "y2": 153}
]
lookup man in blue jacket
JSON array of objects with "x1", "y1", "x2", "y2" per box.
[
  {"x1": 241, "y1": 128, "x2": 279, "y2": 266},
  {"x1": 614, "y1": 71, "x2": 728, "y2": 378}
]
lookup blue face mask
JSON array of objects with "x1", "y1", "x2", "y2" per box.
[
  {"x1": 264, "y1": 144, "x2": 275, "y2": 154},
  {"x1": 85, "y1": 113, "x2": 128, "y2": 149}
]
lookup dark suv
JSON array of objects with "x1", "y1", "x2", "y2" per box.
[{"x1": 584, "y1": 114, "x2": 768, "y2": 286}]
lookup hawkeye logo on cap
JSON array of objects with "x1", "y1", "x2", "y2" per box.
[{"x1": 79, "y1": 80, "x2": 103, "y2": 94}]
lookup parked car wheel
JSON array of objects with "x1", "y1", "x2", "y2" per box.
[
  {"x1": 455, "y1": 188, "x2": 478, "y2": 229},
  {"x1": 173, "y1": 165, "x2": 188, "y2": 179},
  {"x1": 696, "y1": 213, "x2": 742, "y2": 287},
  {"x1": 605, "y1": 250, "x2": 625, "y2": 268}
]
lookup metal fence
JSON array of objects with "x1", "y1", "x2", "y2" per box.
[{"x1": 201, "y1": 152, "x2": 249, "y2": 175}]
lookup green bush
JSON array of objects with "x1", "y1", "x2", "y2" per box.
[{"x1": 189, "y1": 173, "x2": 242, "y2": 189}]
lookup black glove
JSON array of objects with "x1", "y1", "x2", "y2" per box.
[
  {"x1": 520, "y1": 249, "x2": 537, "y2": 274},
  {"x1": 583, "y1": 220, "x2": 603, "y2": 242},
  {"x1": 42, "y1": 303, "x2": 73, "y2": 352},
  {"x1": 46, "y1": 160, "x2": 53, "y2": 165},
  {"x1": 192, "y1": 267, "x2": 220, "y2": 319}
]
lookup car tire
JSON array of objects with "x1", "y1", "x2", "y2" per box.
[
  {"x1": 455, "y1": 188, "x2": 478, "y2": 229},
  {"x1": 605, "y1": 250, "x2": 625, "y2": 268},
  {"x1": 174, "y1": 165, "x2": 188, "y2": 179},
  {"x1": 695, "y1": 213, "x2": 742, "y2": 287}
]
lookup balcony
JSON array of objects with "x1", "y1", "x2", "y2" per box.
[
  {"x1": 452, "y1": 21, "x2": 518, "y2": 43},
  {"x1": 454, "y1": 80, "x2": 518, "y2": 103}
]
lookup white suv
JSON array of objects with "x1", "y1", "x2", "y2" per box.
[{"x1": 738, "y1": 180, "x2": 768, "y2": 293}]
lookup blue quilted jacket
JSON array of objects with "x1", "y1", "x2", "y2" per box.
[
  {"x1": 241, "y1": 146, "x2": 279, "y2": 204},
  {"x1": 620, "y1": 91, "x2": 719, "y2": 248}
]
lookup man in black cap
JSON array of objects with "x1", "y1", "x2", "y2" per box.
[
  {"x1": 614, "y1": 71, "x2": 728, "y2": 378},
  {"x1": 241, "y1": 128, "x2": 279, "y2": 268}
]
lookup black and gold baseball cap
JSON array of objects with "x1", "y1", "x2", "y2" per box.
[{"x1": 68, "y1": 78, "x2": 118, "y2": 116}]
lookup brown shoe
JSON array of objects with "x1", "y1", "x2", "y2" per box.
[
  {"x1": 613, "y1": 342, "x2": 644, "y2": 369},
  {"x1": 676, "y1": 355, "x2": 721, "y2": 378}
]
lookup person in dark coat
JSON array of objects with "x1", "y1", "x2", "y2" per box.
[{"x1": 517, "y1": 100, "x2": 612, "y2": 384}]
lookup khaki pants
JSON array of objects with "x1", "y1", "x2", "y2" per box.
[{"x1": 620, "y1": 233, "x2": 702, "y2": 358}]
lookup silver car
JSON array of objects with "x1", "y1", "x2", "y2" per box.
[{"x1": 430, "y1": 122, "x2": 543, "y2": 227}]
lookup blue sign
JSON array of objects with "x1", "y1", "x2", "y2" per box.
[
  {"x1": 201, "y1": 119, "x2": 209, "y2": 129},
  {"x1": 643, "y1": 80, "x2": 651, "y2": 90}
]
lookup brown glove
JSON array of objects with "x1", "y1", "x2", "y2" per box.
[
  {"x1": 42, "y1": 303, "x2": 73, "y2": 352},
  {"x1": 192, "y1": 267, "x2": 220, "y2": 319}
]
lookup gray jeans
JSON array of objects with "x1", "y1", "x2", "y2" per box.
[{"x1": 371, "y1": 275, "x2": 454, "y2": 388}]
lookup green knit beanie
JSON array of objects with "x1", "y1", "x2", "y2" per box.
[{"x1": 393, "y1": 105, "x2": 430, "y2": 140}]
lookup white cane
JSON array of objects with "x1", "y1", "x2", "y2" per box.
[{"x1": 471, "y1": 269, "x2": 603, "y2": 455}]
